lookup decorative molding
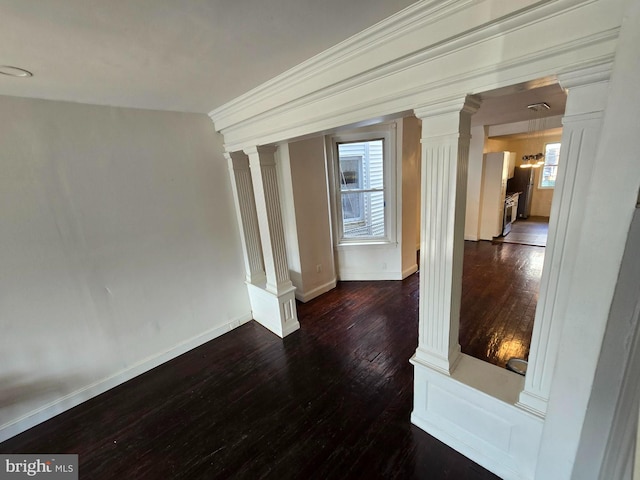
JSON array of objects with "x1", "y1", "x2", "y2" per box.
[
  {"x1": 226, "y1": 152, "x2": 266, "y2": 285},
  {"x1": 518, "y1": 78, "x2": 609, "y2": 415},
  {"x1": 402, "y1": 264, "x2": 419, "y2": 279},
  {"x1": 411, "y1": 354, "x2": 544, "y2": 480},
  {"x1": 296, "y1": 278, "x2": 337, "y2": 303},
  {"x1": 210, "y1": 0, "x2": 597, "y2": 130},
  {"x1": 414, "y1": 95, "x2": 481, "y2": 120},
  {"x1": 487, "y1": 115, "x2": 563, "y2": 137},
  {"x1": 557, "y1": 61, "x2": 613, "y2": 89},
  {"x1": 338, "y1": 271, "x2": 405, "y2": 281},
  {"x1": 413, "y1": 97, "x2": 476, "y2": 376},
  {"x1": 247, "y1": 147, "x2": 294, "y2": 294},
  {"x1": 0, "y1": 314, "x2": 253, "y2": 443},
  {"x1": 246, "y1": 283, "x2": 300, "y2": 338},
  {"x1": 209, "y1": 0, "x2": 621, "y2": 152}
]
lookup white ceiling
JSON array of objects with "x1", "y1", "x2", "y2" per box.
[{"x1": 0, "y1": 0, "x2": 417, "y2": 114}]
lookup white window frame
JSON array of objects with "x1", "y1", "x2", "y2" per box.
[
  {"x1": 327, "y1": 123, "x2": 396, "y2": 246},
  {"x1": 539, "y1": 142, "x2": 561, "y2": 189}
]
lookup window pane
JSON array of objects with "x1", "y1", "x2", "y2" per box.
[
  {"x1": 342, "y1": 191, "x2": 385, "y2": 238},
  {"x1": 544, "y1": 143, "x2": 561, "y2": 166},
  {"x1": 541, "y1": 143, "x2": 561, "y2": 188},
  {"x1": 540, "y1": 165, "x2": 558, "y2": 188},
  {"x1": 338, "y1": 140, "x2": 384, "y2": 190},
  {"x1": 339, "y1": 156, "x2": 362, "y2": 191},
  {"x1": 341, "y1": 192, "x2": 363, "y2": 221}
]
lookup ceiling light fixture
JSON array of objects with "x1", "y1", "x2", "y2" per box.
[
  {"x1": 0, "y1": 66, "x2": 33, "y2": 77},
  {"x1": 520, "y1": 102, "x2": 550, "y2": 169}
]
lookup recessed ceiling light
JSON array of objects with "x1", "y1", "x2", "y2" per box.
[{"x1": 0, "y1": 66, "x2": 33, "y2": 77}]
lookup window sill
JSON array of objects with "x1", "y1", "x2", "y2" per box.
[{"x1": 336, "y1": 240, "x2": 396, "y2": 248}]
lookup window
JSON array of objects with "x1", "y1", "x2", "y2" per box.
[
  {"x1": 540, "y1": 142, "x2": 561, "y2": 188},
  {"x1": 337, "y1": 139, "x2": 385, "y2": 238},
  {"x1": 328, "y1": 124, "x2": 395, "y2": 244}
]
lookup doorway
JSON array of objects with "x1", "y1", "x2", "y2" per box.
[{"x1": 460, "y1": 82, "x2": 566, "y2": 369}]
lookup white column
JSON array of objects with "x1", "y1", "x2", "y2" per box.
[
  {"x1": 517, "y1": 63, "x2": 612, "y2": 417},
  {"x1": 412, "y1": 96, "x2": 481, "y2": 375},
  {"x1": 244, "y1": 145, "x2": 299, "y2": 338},
  {"x1": 225, "y1": 151, "x2": 266, "y2": 285},
  {"x1": 246, "y1": 146, "x2": 294, "y2": 294}
]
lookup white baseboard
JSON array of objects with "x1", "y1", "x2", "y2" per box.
[
  {"x1": 464, "y1": 234, "x2": 479, "y2": 241},
  {"x1": 402, "y1": 264, "x2": 418, "y2": 279},
  {"x1": 0, "y1": 313, "x2": 253, "y2": 443},
  {"x1": 338, "y1": 271, "x2": 404, "y2": 281},
  {"x1": 295, "y1": 278, "x2": 337, "y2": 303}
]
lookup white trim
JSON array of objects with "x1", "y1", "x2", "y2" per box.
[
  {"x1": 0, "y1": 313, "x2": 253, "y2": 443},
  {"x1": 338, "y1": 271, "x2": 404, "y2": 281},
  {"x1": 487, "y1": 116, "x2": 564, "y2": 138},
  {"x1": 411, "y1": 354, "x2": 543, "y2": 480},
  {"x1": 210, "y1": 0, "x2": 595, "y2": 130},
  {"x1": 328, "y1": 123, "x2": 397, "y2": 245},
  {"x1": 402, "y1": 264, "x2": 419, "y2": 279},
  {"x1": 295, "y1": 278, "x2": 337, "y2": 303},
  {"x1": 209, "y1": 0, "x2": 622, "y2": 152}
]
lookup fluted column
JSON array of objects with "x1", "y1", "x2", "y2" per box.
[
  {"x1": 245, "y1": 146, "x2": 293, "y2": 295},
  {"x1": 225, "y1": 151, "x2": 266, "y2": 285},
  {"x1": 242, "y1": 145, "x2": 299, "y2": 338},
  {"x1": 517, "y1": 63, "x2": 612, "y2": 416},
  {"x1": 412, "y1": 96, "x2": 481, "y2": 375}
]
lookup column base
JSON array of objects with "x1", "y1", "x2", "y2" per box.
[
  {"x1": 246, "y1": 282, "x2": 300, "y2": 338},
  {"x1": 516, "y1": 390, "x2": 548, "y2": 418},
  {"x1": 414, "y1": 344, "x2": 462, "y2": 376}
]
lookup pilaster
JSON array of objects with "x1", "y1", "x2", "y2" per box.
[
  {"x1": 246, "y1": 146, "x2": 294, "y2": 295},
  {"x1": 517, "y1": 63, "x2": 612, "y2": 416},
  {"x1": 225, "y1": 151, "x2": 266, "y2": 285},
  {"x1": 412, "y1": 96, "x2": 481, "y2": 375},
  {"x1": 244, "y1": 145, "x2": 299, "y2": 338}
]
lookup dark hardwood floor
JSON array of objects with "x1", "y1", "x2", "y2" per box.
[
  {"x1": 460, "y1": 240, "x2": 543, "y2": 367},
  {"x1": 493, "y1": 216, "x2": 549, "y2": 247},
  {"x1": 0, "y1": 241, "x2": 543, "y2": 479}
]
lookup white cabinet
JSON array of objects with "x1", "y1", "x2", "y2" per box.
[{"x1": 478, "y1": 152, "x2": 515, "y2": 240}]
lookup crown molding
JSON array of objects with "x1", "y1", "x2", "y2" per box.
[{"x1": 209, "y1": 0, "x2": 623, "y2": 152}]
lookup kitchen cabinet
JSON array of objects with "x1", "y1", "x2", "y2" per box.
[{"x1": 479, "y1": 151, "x2": 515, "y2": 240}]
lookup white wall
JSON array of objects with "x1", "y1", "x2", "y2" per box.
[
  {"x1": 280, "y1": 137, "x2": 337, "y2": 302},
  {"x1": 0, "y1": 95, "x2": 251, "y2": 441},
  {"x1": 401, "y1": 116, "x2": 421, "y2": 277},
  {"x1": 465, "y1": 125, "x2": 487, "y2": 240}
]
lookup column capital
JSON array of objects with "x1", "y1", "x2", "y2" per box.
[
  {"x1": 414, "y1": 95, "x2": 481, "y2": 120},
  {"x1": 225, "y1": 151, "x2": 250, "y2": 170},
  {"x1": 557, "y1": 62, "x2": 613, "y2": 90},
  {"x1": 244, "y1": 145, "x2": 278, "y2": 159}
]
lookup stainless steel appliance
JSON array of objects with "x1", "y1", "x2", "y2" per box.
[
  {"x1": 507, "y1": 168, "x2": 534, "y2": 219},
  {"x1": 502, "y1": 194, "x2": 517, "y2": 236}
]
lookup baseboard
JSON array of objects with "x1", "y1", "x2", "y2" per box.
[
  {"x1": 402, "y1": 264, "x2": 418, "y2": 279},
  {"x1": 295, "y1": 278, "x2": 337, "y2": 303},
  {"x1": 338, "y1": 271, "x2": 404, "y2": 281},
  {"x1": 0, "y1": 313, "x2": 253, "y2": 443},
  {"x1": 464, "y1": 234, "x2": 479, "y2": 241}
]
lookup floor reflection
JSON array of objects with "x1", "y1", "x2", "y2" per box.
[{"x1": 460, "y1": 241, "x2": 545, "y2": 368}]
